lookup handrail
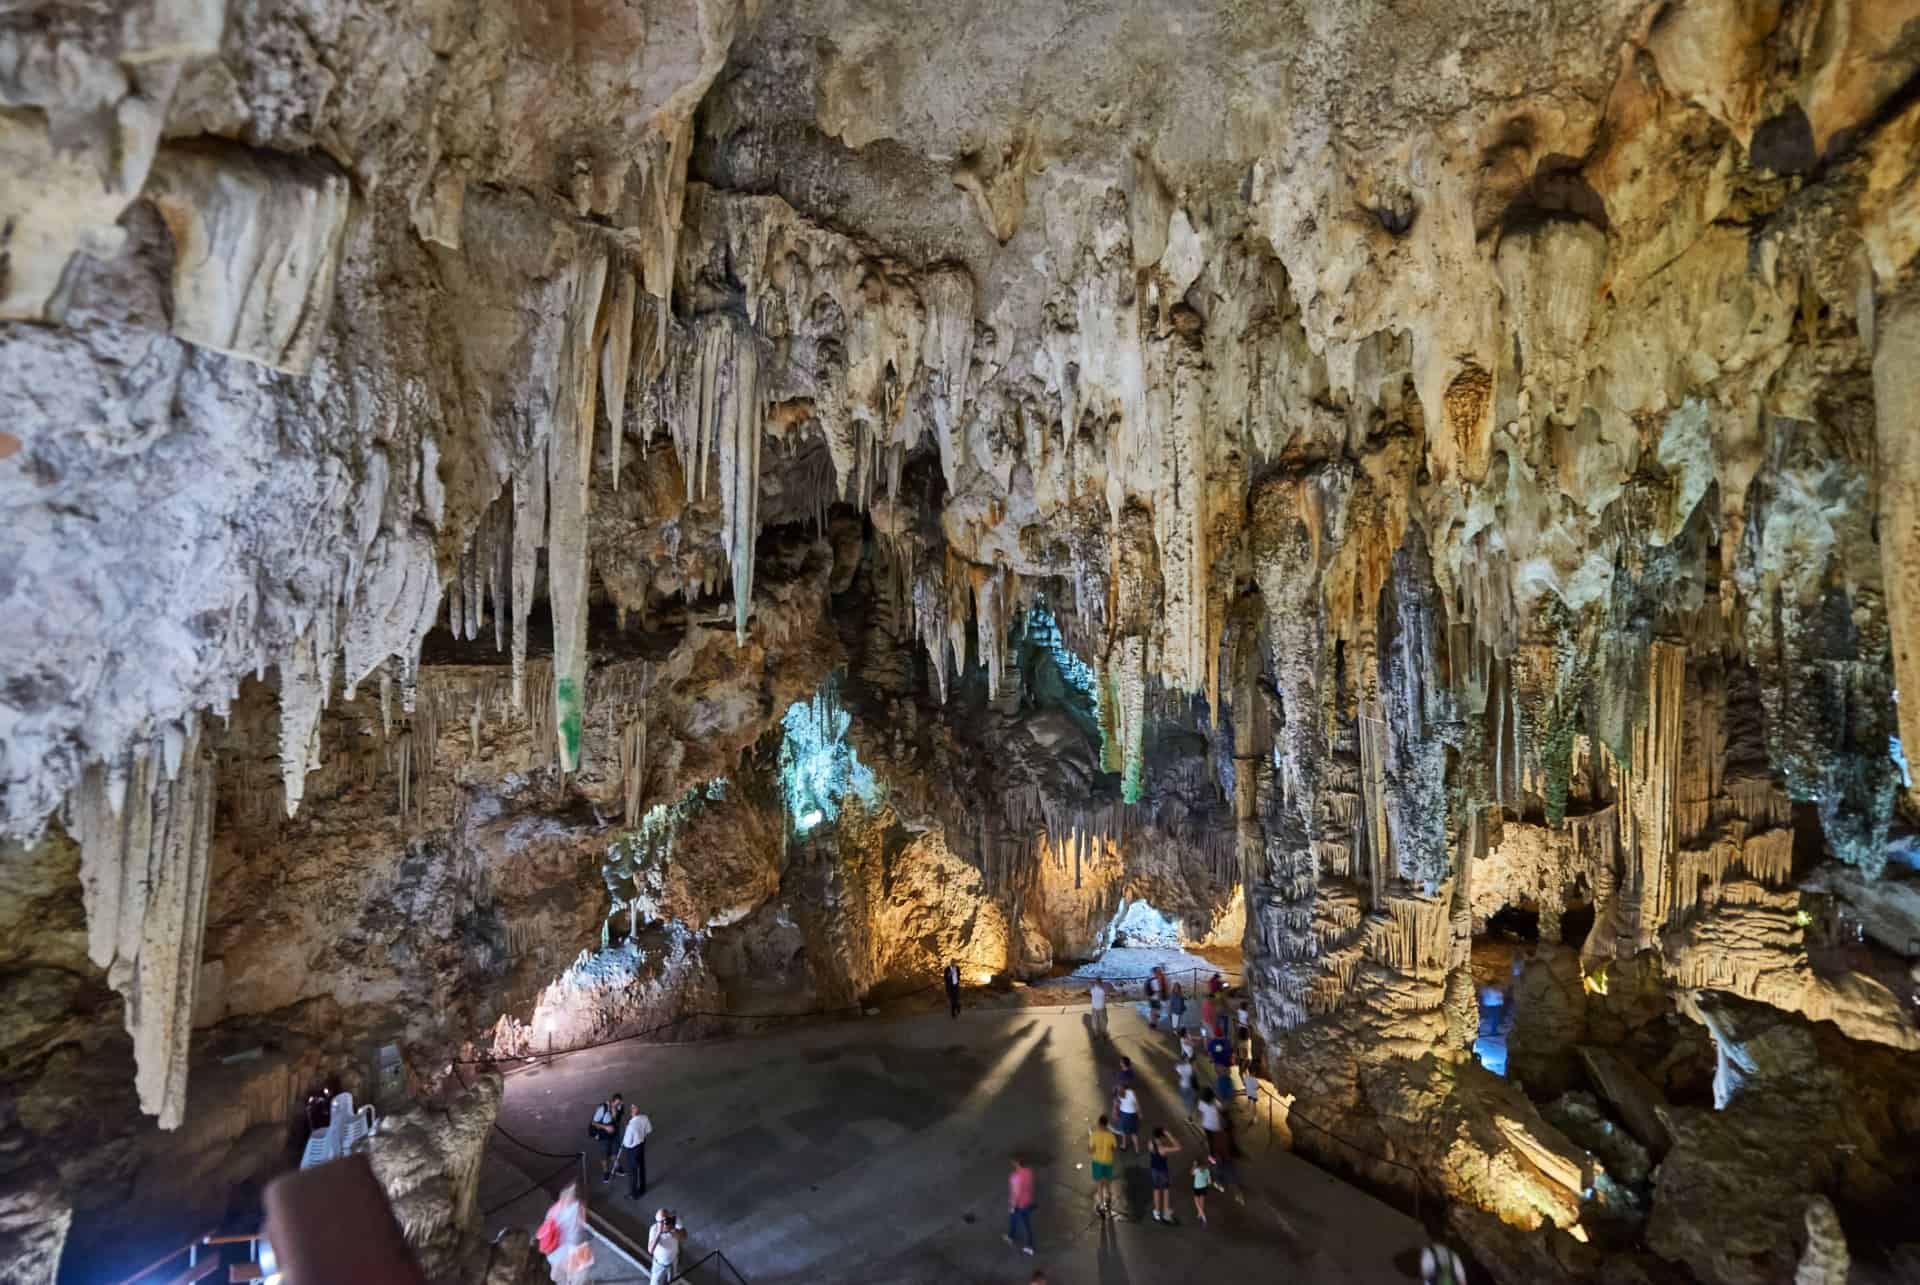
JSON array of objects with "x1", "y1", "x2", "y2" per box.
[
  {"x1": 671, "y1": 1248, "x2": 751, "y2": 1284},
  {"x1": 111, "y1": 1231, "x2": 219, "y2": 1285},
  {"x1": 111, "y1": 1230, "x2": 259, "y2": 1285}
]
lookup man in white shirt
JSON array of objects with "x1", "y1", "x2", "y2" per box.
[
  {"x1": 1089, "y1": 979, "x2": 1108, "y2": 1036},
  {"x1": 1196, "y1": 1094, "x2": 1222, "y2": 1134},
  {"x1": 622, "y1": 1104, "x2": 653, "y2": 1199}
]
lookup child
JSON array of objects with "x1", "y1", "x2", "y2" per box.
[
  {"x1": 1114, "y1": 1081, "x2": 1143, "y2": 1153},
  {"x1": 1191, "y1": 1155, "x2": 1213, "y2": 1226},
  {"x1": 1148, "y1": 1127, "x2": 1183, "y2": 1224},
  {"x1": 1089, "y1": 1114, "x2": 1118, "y2": 1216}
]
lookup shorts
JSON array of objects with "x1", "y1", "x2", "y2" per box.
[
  {"x1": 1091, "y1": 1162, "x2": 1114, "y2": 1181},
  {"x1": 1150, "y1": 1169, "x2": 1170, "y2": 1189},
  {"x1": 1118, "y1": 1111, "x2": 1140, "y2": 1135}
]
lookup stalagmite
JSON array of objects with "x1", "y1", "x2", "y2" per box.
[
  {"x1": 547, "y1": 253, "x2": 609, "y2": 771},
  {"x1": 70, "y1": 720, "x2": 215, "y2": 1128}
]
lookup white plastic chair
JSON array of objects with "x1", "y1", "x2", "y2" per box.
[{"x1": 338, "y1": 1093, "x2": 377, "y2": 1155}]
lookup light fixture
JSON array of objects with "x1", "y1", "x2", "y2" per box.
[{"x1": 797, "y1": 809, "x2": 824, "y2": 831}]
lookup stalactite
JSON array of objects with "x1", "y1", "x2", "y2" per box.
[
  {"x1": 1356, "y1": 708, "x2": 1391, "y2": 911},
  {"x1": 70, "y1": 719, "x2": 215, "y2": 1128},
  {"x1": 278, "y1": 635, "x2": 328, "y2": 818},
  {"x1": 510, "y1": 443, "x2": 548, "y2": 712},
  {"x1": 547, "y1": 253, "x2": 610, "y2": 772},
  {"x1": 676, "y1": 315, "x2": 766, "y2": 644},
  {"x1": 602, "y1": 271, "x2": 637, "y2": 491}
]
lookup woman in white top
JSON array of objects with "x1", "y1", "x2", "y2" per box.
[{"x1": 541, "y1": 1184, "x2": 594, "y2": 1285}]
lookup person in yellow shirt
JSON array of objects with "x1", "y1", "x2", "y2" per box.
[{"x1": 1089, "y1": 1114, "x2": 1118, "y2": 1216}]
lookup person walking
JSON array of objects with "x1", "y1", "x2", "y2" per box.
[
  {"x1": 590, "y1": 1093, "x2": 625, "y2": 1181},
  {"x1": 1088, "y1": 1114, "x2": 1118, "y2": 1216},
  {"x1": 646, "y1": 1209, "x2": 683, "y2": 1285},
  {"x1": 1175, "y1": 1049, "x2": 1199, "y2": 1122},
  {"x1": 1168, "y1": 983, "x2": 1187, "y2": 1039},
  {"x1": 1235, "y1": 1003, "x2": 1253, "y2": 1068},
  {"x1": 1005, "y1": 1154, "x2": 1037, "y2": 1255},
  {"x1": 1190, "y1": 1155, "x2": 1213, "y2": 1227},
  {"x1": 1089, "y1": 978, "x2": 1108, "y2": 1037},
  {"x1": 1207, "y1": 972, "x2": 1225, "y2": 998},
  {"x1": 1147, "y1": 1127, "x2": 1183, "y2": 1224},
  {"x1": 945, "y1": 959, "x2": 962, "y2": 1019},
  {"x1": 1145, "y1": 967, "x2": 1163, "y2": 1029},
  {"x1": 1200, "y1": 991, "x2": 1217, "y2": 1039},
  {"x1": 1113, "y1": 1080, "x2": 1142, "y2": 1154},
  {"x1": 538, "y1": 1183, "x2": 593, "y2": 1284},
  {"x1": 621, "y1": 1103, "x2": 653, "y2": 1199}
]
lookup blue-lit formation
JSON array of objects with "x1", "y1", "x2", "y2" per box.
[
  {"x1": 779, "y1": 678, "x2": 877, "y2": 833},
  {"x1": 1024, "y1": 604, "x2": 1099, "y2": 709}
]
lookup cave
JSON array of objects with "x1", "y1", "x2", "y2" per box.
[{"x1": 5, "y1": 3, "x2": 1920, "y2": 1284}]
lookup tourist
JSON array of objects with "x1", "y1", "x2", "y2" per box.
[
  {"x1": 1175, "y1": 1049, "x2": 1199, "y2": 1122},
  {"x1": 1146, "y1": 966, "x2": 1165, "y2": 1028},
  {"x1": 1179, "y1": 1027, "x2": 1199, "y2": 1065},
  {"x1": 1200, "y1": 991, "x2": 1217, "y2": 1038},
  {"x1": 1114, "y1": 1056, "x2": 1136, "y2": 1093},
  {"x1": 538, "y1": 1183, "x2": 593, "y2": 1284},
  {"x1": 1005, "y1": 1154, "x2": 1037, "y2": 1255},
  {"x1": 1197, "y1": 1087, "x2": 1223, "y2": 1142},
  {"x1": 945, "y1": 959, "x2": 962, "y2": 1019},
  {"x1": 1190, "y1": 1155, "x2": 1213, "y2": 1227},
  {"x1": 646, "y1": 1209, "x2": 683, "y2": 1285},
  {"x1": 1213, "y1": 1057, "x2": 1237, "y2": 1115},
  {"x1": 621, "y1": 1102, "x2": 653, "y2": 1199},
  {"x1": 1088, "y1": 1114, "x2": 1118, "y2": 1215},
  {"x1": 1089, "y1": 978, "x2": 1108, "y2": 1037},
  {"x1": 1168, "y1": 982, "x2": 1187, "y2": 1037},
  {"x1": 590, "y1": 1092, "x2": 625, "y2": 1181},
  {"x1": 1147, "y1": 1126, "x2": 1183, "y2": 1223},
  {"x1": 1113, "y1": 1079, "x2": 1142, "y2": 1154},
  {"x1": 1235, "y1": 1003, "x2": 1253, "y2": 1060},
  {"x1": 1208, "y1": 972, "x2": 1225, "y2": 998}
]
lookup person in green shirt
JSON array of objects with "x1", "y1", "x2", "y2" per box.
[
  {"x1": 1089, "y1": 1114, "x2": 1119, "y2": 1216},
  {"x1": 1191, "y1": 1155, "x2": 1213, "y2": 1227}
]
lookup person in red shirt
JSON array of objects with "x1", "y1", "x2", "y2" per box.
[{"x1": 1005, "y1": 1154, "x2": 1037, "y2": 1255}]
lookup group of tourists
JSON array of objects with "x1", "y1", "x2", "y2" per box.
[{"x1": 586, "y1": 1092, "x2": 654, "y2": 1200}]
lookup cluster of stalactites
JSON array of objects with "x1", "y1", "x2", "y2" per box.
[
  {"x1": 670, "y1": 314, "x2": 766, "y2": 646},
  {"x1": 68, "y1": 717, "x2": 215, "y2": 1129}
]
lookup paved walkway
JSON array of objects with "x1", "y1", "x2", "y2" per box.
[{"x1": 490, "y1": 998, "x2": 1426, "y2": 1284}]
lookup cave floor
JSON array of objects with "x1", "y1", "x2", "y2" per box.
[{"x1": 489, "y1": 998, "x2": 1426, "y2": 1284}]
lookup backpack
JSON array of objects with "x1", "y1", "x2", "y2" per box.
[
  {"x1": 1427, "y1": 1243, "x2": 1459, "y2": 1285},
  {"x1": 588, "y1": 1102, "x2": 610, "y2": 1141}
]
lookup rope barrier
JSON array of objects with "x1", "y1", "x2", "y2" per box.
[{"x1": 482, "y1": 1156, "x2": 582, "y2": 1217}]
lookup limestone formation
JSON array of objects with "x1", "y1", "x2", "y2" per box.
[{"x1": 4, "y1": 0, "x2": 1920, "y2": 1280}]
